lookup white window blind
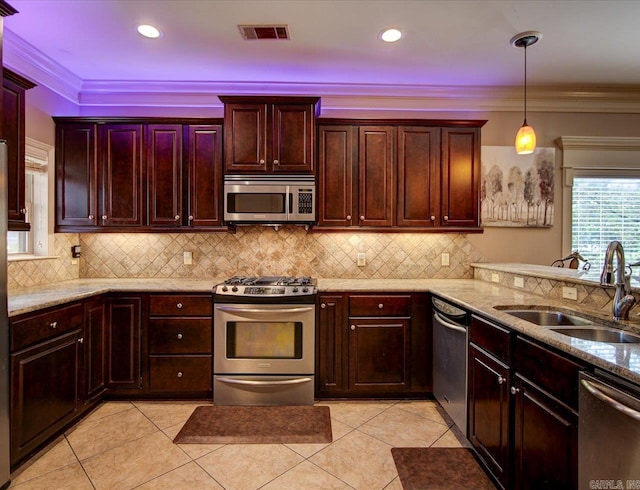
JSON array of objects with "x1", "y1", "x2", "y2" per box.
[{"x1": 571, "y1": 177, "x2": 640, "y2": 268}]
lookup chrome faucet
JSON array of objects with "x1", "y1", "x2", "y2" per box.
[{"x1": 600, "y1": 240, "x2": 636, "y2": 320}]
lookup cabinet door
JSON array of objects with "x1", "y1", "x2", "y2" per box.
[
  {"x1": 468, "y1": 344, "x2": 511, "y2": 489},
  {"x1": 106, "y1": 296, "x2": 142, "y2": 391},
  {"x1": 440, "y1": 128, "x2": 481, "y2": 228},
  {"x1": 397, "y1": 127, "x2": 439, "y2": 227},
  {"x1": 358, "y1": 126, "x2": 394, "y2": 227},
  {"x1": 513, "y1": 375, "x2": 578, "y2": 490},
  {"x1": 11, "y1": 330, "x2": 81, "y2": 466},
  {"x1": 55, "y1": 123, "x2": 98, "y2": 228},
  {"x1": 99, "y1": 124, "x2": 144, "y2": 227},
  {"x1": 317, "y1": 294, "x2": 346, "y2": 396},
  {"x1": 83, "y1": 298, "x2": 107, "y2": 403},
  {"x1": 223, "y1": 103, "x2": 267, "y2": 173},
  {"x1": 348, "y1": 318, "x2": 409, "y2": 393},
  {"x1": 317, "y1": 126, "x2": 355, "y2": 227},
  {"x1": 147, "y1": 124, "x2": 182, "y2": 227},
  {"x1": 271, "y1": 103, "x2": 315, "y2": 173},
  {"x1": 186, "y1": 124, "x2": 223, "y2": 227}
]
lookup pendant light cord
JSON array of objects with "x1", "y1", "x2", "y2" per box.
[{"x1": 523, "y1": 44, "x2": 528, "y2": 124}]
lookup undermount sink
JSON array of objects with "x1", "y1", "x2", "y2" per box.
[
  {"x1": 500, "y1": 309, "x2": 593, "y2": 327},
  {"x1": 549, "y1": 326, "x2": 640, "y2": 343}
]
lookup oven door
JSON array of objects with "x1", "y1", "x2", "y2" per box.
[{"x1": 214, "y1": 303, "x2": 315, "y2": 375}]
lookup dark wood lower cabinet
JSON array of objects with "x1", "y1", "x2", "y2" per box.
[
  {"x1": 83, "y1": 298, "x2": 107, "y2": 404},
  {"x1": 105, "y1": 295, "x2": 142, "y2": 393},
  {"x1": 10, "y1": 330, "x2": 81, "y2": 466},
  {"x1": 316, "y1": 295, "x2": 346, "y2": 396}
]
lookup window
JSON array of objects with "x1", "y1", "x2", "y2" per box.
[{"x1": 571, "y1": 177, "x2": 640, "y2": 267}]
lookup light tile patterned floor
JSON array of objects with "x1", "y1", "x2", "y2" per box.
[{"x1": 9, "y1": 400, "x2": 469, "y2": 490}]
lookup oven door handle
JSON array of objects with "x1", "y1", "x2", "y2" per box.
[
  {"x1": 216, "y1": 377, "x2": 314, "y2": 386},
  {"x1": 215, "y1": 306, "x2": 314, "y2": 314}
]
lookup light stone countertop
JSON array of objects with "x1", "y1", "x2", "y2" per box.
[{"x1": 9, "y1": 277, "x2": 640, "y2": 386}]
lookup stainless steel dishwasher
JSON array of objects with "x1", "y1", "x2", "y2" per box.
[
  {"x1": 432, "y1": 296, "x2": 470, "y2": 435},
  {"x1": 579, "y1": 370, "x2": 640, "y2": 487}
]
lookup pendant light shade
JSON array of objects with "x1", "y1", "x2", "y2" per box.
[{"x1": 510, "y1": 31, "x2": 541, "y2": 155}]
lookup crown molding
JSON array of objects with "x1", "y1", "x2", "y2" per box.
[
  {"x1": 558, "y1": 136, "x2": 640, "y2": 151},
  {"x1": 5, "y1": 30, "x2": 640, "y2": 114}
]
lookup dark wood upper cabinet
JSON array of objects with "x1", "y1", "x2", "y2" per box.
[
  {"x1": 359, "y1": 126, "x2": 394, "y2": 227},
  {"x1": 185, "y1": 124, "x2": 223, "y2": 227},
  {"x1": 220, "y1": 96, "x2": 320, "y2": 174},
  {"x1": 147, "y1": 124, "x2": 182, "y2": 227},
  {"x1": 3, "y1": 69, "x2": 36, "y2": 231}
]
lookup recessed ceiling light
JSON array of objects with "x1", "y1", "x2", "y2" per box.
[
  {"x1": 380, "y1": 28, "x2": 403, "y2": 43},
  {"x1": 137, "y1": 24, "x2": 161, "y2": 39}
]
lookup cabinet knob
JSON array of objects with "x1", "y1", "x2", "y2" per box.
[
  {"x1": 188, "y1": 215, "x2": 194, "y2": 221},
  {"x1": 273, "y1": 159, "x2": 279, "y2": 165},
  {"x1": 444, "y1": 215, "x2": 449, "y2": 221},
  {"x1": 78, "y1": 337, "x2": 84, "y2": 344},
  {"x1": 510, "y1": 386, "x2": 520, "y2": 395},
  {"x1": 321, "y1": 303, "x2": 326, "y2": 309},
  {"x1": 346, "y1": 215, "x2": 351, "y2": 221},
  {"x1": 430, "y1": 215, "x2": 436, "y2": 221},
  {"x1": 350, "y1": 324, "x2": 356, "y2": 331},
  {"x1": 101, "y1": 215, "x2": 107, "y2": 220},
  {"x1": 360, "y1": 215, "x2": 365, "y2": 221},
  {"x1": 49, "y1": 321, "x2": 58, "y2": 329},
  {"x1": 259, "y1": 159, "x2": 265, "y2": 164},
  {"x1": 177, "y1": 371, "x2": 183, "y2": 378},
  {"x1": 378, "y1": 303, "x2": 384, "y2": 309},
  {"x1": 20, "y1": 208, "x2": 26, "y2": 214},
  {"x1": 497, "y1": 376, "x2": 506, "y2": 384},
  {"x1": 176, "y1": 303, "x2": 183, "y2": 309},
  {"x1": 88, "y1": 214, "x2": 94, "y2": 220},
  {"x1": 174, "y1": 214, "x2": 180, "y2": 221},
  {"x1": 177, "y1": 333, "x2": 183, "y2": 340}
]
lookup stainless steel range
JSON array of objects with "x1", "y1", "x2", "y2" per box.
[{"x1": 213, "y1": 276, "x2": 317, "y2": 406}]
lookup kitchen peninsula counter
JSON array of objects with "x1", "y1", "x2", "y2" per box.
[{"x1": 8, "y1": 277, "x2": 640, "y2": 385}]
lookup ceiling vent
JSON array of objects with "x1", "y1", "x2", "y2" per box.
[{"x1": 239, "y1": 24, "x2": 290, "y2": 40}]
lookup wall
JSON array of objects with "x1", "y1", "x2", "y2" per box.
[{"x1": 21, "y1": 85, "x2": 640, "y2": 280}]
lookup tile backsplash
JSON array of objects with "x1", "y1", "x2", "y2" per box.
[{"x1": 77, "y1": 228, "x2": 485, "y2": 280}]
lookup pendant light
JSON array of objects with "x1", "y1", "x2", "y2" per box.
[{"x1": 510, "y1": 31, "x2": 541, "y2": 155}]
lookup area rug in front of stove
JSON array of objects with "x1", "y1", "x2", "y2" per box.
[
  {"x1": 173, "y1": 405, "x2": 332, "y2": 444},
  {"x1": 392, "y1": 447, "x2": 497, "y2": 489}
]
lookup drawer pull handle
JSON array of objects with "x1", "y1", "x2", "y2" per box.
[
  {"x1": 378, "y1": 303, "x2": 384, "y2": 309},
  {"x1": 177, "y1": 371, "x2": 183, "y2": 378},
  {"x1": 497, "y1": 376, "x2": 506, "y2": 384},
  {"x1": 176, "y1": 303, "x2": 183, "y2": 309},
  {"x1": 177, "y1": 333, "x2": 183, "y2": 340},
  {"x1": 50, "y1": 321, "x2": 58, "y2": 329},
  {"x1": 350, "y1": 325, "x2": 356, "y2": 331}
]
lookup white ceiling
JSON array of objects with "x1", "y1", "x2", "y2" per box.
[{"x1": 4, "y1": 0, "x2": 640, "y2": 112}]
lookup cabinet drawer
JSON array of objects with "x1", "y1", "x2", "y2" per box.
[
  {"x1": 514, "y1": 336, "x2": 584, "y2": 410},
  {"x1": 149, "y1": 294, "x2": 212, "y2": 316},
  {"x1": 11, "y1": 303, "x2": 83, "y2": 351},
  {"x1": 149, "y1": 318, "x2": 212, "y2": 354},
  {"x1": 149, "y1": 356, "x2": 212, "y2": 392},
  {"x1": 349, "y1": 295, "x2": 410, "y2": 317},
  {"x1": 470, "y1": 315, "x2": 511, "y2": 364}
]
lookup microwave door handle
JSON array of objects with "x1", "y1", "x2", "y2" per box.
[{"x1": 288, "y1": 187, "x2": 293, "y2": 217}]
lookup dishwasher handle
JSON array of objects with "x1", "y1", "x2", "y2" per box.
[
  {"x1": 433, "y1": 311, "x2": 467, "y2": 334},
  {"x1": 581, "y1": 378, "x2": 640, "y2": 423}
]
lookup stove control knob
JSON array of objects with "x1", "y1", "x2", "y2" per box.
[
  {"x1": 232, "y1": 286, "x2": 238, "y2": 292},
  {"x1": 221, "y1": 286, "x2": 228, "y2": 292},
  {"x1": 293, "y1": 287, "x2": 299, "y2": 293},
  {"x1": 302, "y1": 287, "x2": 309, "y2": 293}
]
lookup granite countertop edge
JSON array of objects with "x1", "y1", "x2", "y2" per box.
[{"x1": 8, "y1": 277, "x2": 640, "y2": 386}]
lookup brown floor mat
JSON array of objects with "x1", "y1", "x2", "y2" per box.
[
  {"x1": 173, "y1": 405, "x2": 332, "y2": 444},
  {"x1": 392, "y1": 447, "x2": 496, "y2": 489}
]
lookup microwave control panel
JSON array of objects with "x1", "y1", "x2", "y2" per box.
[{"x1": 298, "y1": 190, "x2": 314, "y2": 214}]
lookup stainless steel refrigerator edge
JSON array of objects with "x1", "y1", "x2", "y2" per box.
[{"x1": 0, "y1": 140, "x2": 10, "y2": 487}]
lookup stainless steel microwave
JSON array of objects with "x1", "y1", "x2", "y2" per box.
[{"x1": 224, "y1": 175, "x2": 316, "y2": 225}]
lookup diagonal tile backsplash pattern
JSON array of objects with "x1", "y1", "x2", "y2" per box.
[{"x1": 79, "y1": 228, "x2": 485, "y2": 280}]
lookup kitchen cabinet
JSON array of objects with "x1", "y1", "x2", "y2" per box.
[
  {"x1": 316, "y1": 292, "x2": 429, "y2": 398},
  {"x1": 147, "y1": 293, "x2": 212, "y2": 396},
  {"x1": 220, "y1": 96, "x2": 320, "y2": 174},
  {"x1": 316, "y1": 119, "x2": 484, "y2": 231},
  {"x1": 83, "y1": 297, "x2": 107, "y2": 404},
  {"x1": 468, "y1": 315, "x2": 583, "y2": 490},
  {"x1": 3, "y1": 69, "x2": 35, "y2": 231},
  {"x1": 54, "y1": 118, "x2": 226, "y2": 232},
  {"x1": 105, "y1": 295, "x2": 143, "y2": 394},
  {"x1": 9, "y1": 302, "x2": 84, "y2": 467}
]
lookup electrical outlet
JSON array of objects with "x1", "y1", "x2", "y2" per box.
[
  {"x1": 562, "y1": 286, "x2": 578, "y2": 300},
  {"x1": 514, "y1": 276, "x2": 524, "y2": 288},
  {"x1": 441, "y1": 253, "x2": 450, "y2": 266},
  {"x1": 491, "y1": 273, "x2": 500, "y2": 283},
  {"x1": 183, "y1": 251, "x2": 193, "y2": 265},
  {"x1": 357, "y1": 252, "x2": 366, "y2": 267}
]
